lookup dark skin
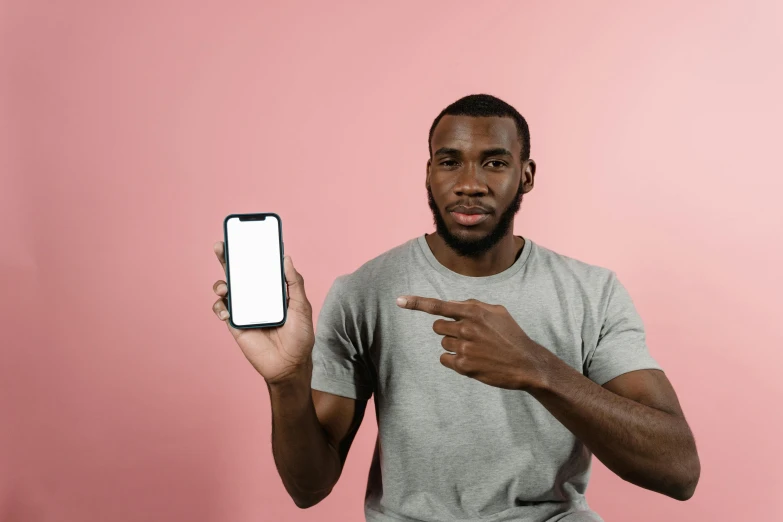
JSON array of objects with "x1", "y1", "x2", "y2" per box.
[
  {"x1": 425, "y1": 115, "x2": 534, "y2": 275},
  {"x1": 210, "y1": 114, "x2": 699, "y2": 508},
  {"x1": 210, "y1": 245, "x2": 365, "y2": 508},
  {"x1": 398, "y1": 114, "x2": 700, "y2": 500}
]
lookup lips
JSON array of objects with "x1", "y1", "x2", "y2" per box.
[
  {"x1": 451, "y1": 212, "x2": 489, "y2": 226},
  {"x1": 448, "y1": 205, "x2": 491, "y2": 227}
]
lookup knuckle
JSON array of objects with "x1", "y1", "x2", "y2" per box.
[
  {"x1": 458, "y1": 323, "x2": 472, "y2": 338},
  {"x1": 455, "y1": 355, "x2": 476, "y2": 376}
]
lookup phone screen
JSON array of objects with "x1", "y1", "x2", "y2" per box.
[{"x1": 224, "y1": 214, "x2": 286, "y2": 328}]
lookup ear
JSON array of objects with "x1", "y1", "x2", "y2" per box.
[
  {"x1": 425, "y1": 158, "x2": 432, "y2": 189},
  {"x1": 522, "y1": 159, "x2": 536, "y2": 193}
]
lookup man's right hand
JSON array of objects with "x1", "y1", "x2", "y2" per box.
[{"x1": 211, "y1": 241, "x2": 316, "y2": 385}]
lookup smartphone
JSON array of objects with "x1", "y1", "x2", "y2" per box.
[{"x1": 222, "y1": 213, "x2": 287, "y2": 329}]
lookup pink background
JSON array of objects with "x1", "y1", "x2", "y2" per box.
[{"x1": 2, "y1": 1, "x2": 782, "y2": 521}]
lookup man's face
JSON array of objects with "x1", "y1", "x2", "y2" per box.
[{"x1": 427, "y1": 115, "x2": 534, "y2": 257}]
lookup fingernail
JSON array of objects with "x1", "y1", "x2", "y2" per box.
[
  {"x1": 219, "y1": 311, "x2": 228, "y2": 319},
  {"x1": 396, "y1": 297, "x2": 407, "y2": 306}
]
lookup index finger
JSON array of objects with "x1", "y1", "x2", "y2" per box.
[
  {"x1": 396, "y1": 295, "x2": 469, "y2": 319},
  {"x1": 213, "y1": 241, "x2": 227, "y2": 273}
]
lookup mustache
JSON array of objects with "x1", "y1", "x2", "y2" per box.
[
  {"x1": 446, "y1": 202, "x2": 495, "y2": 214},
  {"x1": 428, "y1": 180, "x2": 524, "y2": 214}
]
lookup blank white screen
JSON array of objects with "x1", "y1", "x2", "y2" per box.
[{"x1": 226, "y1": 216, "x2": 285, "y2": 326}]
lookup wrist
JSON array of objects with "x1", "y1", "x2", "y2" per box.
[
  {"x1": 267, "y1": 359, "x2": 314, "y2": 421},
  {"x1": 267, "y1": 358, "x2": 313, "y2": 392},
  {"x1": 522, "y1": 342, "x2": 561, "y2": 393}
]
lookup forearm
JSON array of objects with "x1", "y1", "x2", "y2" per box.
[
  {"x1": 268, "y1": 359, "x2": 341, "y2": 508},
  {"x1": 528, "y1": 354, "x2": 699, "y2": 500}
]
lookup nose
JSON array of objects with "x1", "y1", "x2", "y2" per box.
[{"x1": 453, "y1": 163, "x2": 488, "y2": 197}]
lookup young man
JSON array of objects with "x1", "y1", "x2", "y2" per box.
[{"x1": 211, "y1": 94, "x2": 700, "y2": 522}]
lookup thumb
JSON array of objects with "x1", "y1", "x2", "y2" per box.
[{"x1": 283, "y1": 255, "x2": 310, "y2": 306}]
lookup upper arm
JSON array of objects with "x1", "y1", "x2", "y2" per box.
[
  {"x1": 309, "y1": 277, "x2": 372, "y2": 469},
  {"x1": 312, "y1": 389, "x2": 368, "y2": 469},
  {"x1": 602, "y1": 369, "x2": 684, "y2": 418},
  {"x1": 585, "y1": 272, "x2": 663, "y2": 385}
]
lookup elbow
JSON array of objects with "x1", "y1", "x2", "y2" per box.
[
  {"x1": 293, "y1": 497, "x2": 319, "y2": 509},
  {"x1": 672, "y1": 473, "x2": 700, "y2": 502},
  {"x1": 292, "y1": 497, "x2": 320, "y2": 509},
  {"x1": 291, "y1": 488, "x2": 333, "y2": 509},
  {"x1": 670, "y1": 454, "x2": 701, "y2": 501},
  {"x1": 671, "y1": 481, "x2": 697, "y2": 502}
]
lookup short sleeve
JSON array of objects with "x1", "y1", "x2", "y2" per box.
[
  {"x1": 585, "y1": 272, "x2": 663, "y2": 385},
  {"x1": 310, "y1": 277, "x2": 374, "y2": 400}
]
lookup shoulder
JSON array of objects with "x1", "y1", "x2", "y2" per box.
[{"x1": 528, "y1": 240, "x2": 617, "y2": 296}]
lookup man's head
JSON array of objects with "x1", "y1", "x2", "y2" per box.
[{"x1": 426, "y1": 94, "x2": 536, "y2": 258}]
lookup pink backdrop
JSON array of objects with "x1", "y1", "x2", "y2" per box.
[{"x1": 2, "y1": 1, "x2": 782, "y2": 521}]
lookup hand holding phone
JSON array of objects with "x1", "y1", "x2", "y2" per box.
[{"x1": 211, "y1": 215, "x2": 315, "y2": 384}]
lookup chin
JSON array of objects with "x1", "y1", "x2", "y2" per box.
[
  {"x1": 445, "y1": 227, "x2": 495, "y2": 252},
  {"x1": 448, "y1": 227, "x2": 488, "y2": 241},
  {"x1": 448, "y1": 220, "x2": 493, "y2": 237}
]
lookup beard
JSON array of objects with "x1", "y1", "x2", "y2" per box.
[{"x1": 427, "y1": 181, "x2": 524, "y2": 258}]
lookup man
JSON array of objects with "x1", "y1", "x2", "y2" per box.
[{"x1": 210, "y1": 94, "x2": 700, "y2": 521}]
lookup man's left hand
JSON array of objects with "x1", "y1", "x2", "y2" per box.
[{"x1": 396, "y1": 295, "x2": 554, "y2": 391}]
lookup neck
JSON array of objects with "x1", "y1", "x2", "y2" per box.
[{"x1": 425, "y1": 232, "x2": 524, "y2": 277}]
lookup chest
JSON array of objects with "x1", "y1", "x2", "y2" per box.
[{"x1": 367, "y1": 281, "x2": 588, "y2": 405}]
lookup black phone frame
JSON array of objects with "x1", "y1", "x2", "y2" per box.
[{"x1": 222, "y1": 212, "x2": 288, "y2": 329}]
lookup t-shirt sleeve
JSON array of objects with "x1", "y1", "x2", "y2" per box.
[
  {"x1": 310, "y1": 277, "x2": 375, "y2": 401},
  {"x1": 584, "y1": 272, "x2": 663, "y2": 385}
]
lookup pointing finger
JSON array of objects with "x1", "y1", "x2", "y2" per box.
[{"x1": 397, "y1": 295, "x2": 472, "y2": 319}]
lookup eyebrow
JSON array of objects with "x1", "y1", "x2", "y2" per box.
[
  {"x1": 480, "y1": 148, "x2": 513, "y2": 158},
  {"x1": 433, "y1": 147, "x2": 462, "y2": 157},
  {"x1": 433, "y1": 147, "x2": 513, "y2": 159}
]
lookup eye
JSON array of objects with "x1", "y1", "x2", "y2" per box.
[
  {"x1": 485, "y1": 160, "x2": 507, "y2": 169},
  {"x1": 439, "y1": 159, "x2": 459, "y2": 168}
]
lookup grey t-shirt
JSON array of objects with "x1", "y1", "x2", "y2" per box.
[{"x1": 311, "y1": 235, "x2": 661, "y2": 522}]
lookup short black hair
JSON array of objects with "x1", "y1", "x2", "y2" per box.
[{"x1": 428, "y1": 94, "x2": 531, "y2": 160}]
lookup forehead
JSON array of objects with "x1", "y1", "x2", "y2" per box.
[{"x1": 431, "y1": 115, "x2": 520, "y2": 154}]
